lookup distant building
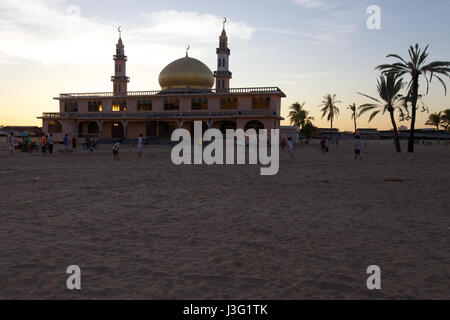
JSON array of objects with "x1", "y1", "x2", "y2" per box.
[
  {"x1": 379, "y1": 128, "x2": 449, "y2": 141},
  {"x1": 280, "y1": 126, "x2": 299, "y2": 143},
  {"x1": 355, "y1": 128, "x2": 380, "y2": 140},
  {"x1": 414, "y1": 129, "x2": 449, "y2": 140},
  {"x1": 1, "y1": 126, "x2": 42, "y2": 137},
  {"x1": 314, "y1": 128, "x2": 340, "y2": 139},
  {"x1": 340, "y1": 131, "x2": 355, "y2": 140}
]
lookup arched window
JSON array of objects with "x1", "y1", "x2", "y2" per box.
[
  {"x1": 48, "y1": 120, "x2": 62, "y2": 133},
  {"x1": 223, "y1": 58, "x2": 226, "y2": 68},
  {"x1": 252, "y1": 97, "x2": 270, "y2": 109},
  {"x1": 245, "y1": 120, "x2": 265, "y2": 132},
  {"x1": 218, "y1": 59, "x2": 221, "y2": 67},
  {"x1": 137, "y1": 100, "x2": 152, "y2": 111},
  {"x1": 220, "y1": 97, "x2": 238, "y2": 110},
  {"x1": 164, "y1": 99, "x2": 180, "y2": 110},
  {"x1": 88, "y1": 101, "x2": 103, "y2": 112},
  {"x1": 191, "y1": 98, "x2": 208, "y2": 110},
  {"x1": 112, "y1": 100, "x2": 127, "y2": 112}
]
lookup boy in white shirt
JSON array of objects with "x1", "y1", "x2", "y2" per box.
[
  {"x1": 287, "y1": 137, "x2": 295, "y2": 159},
  {"x1": 137, "y1": 134, "x2": 143, "y2": 158}
]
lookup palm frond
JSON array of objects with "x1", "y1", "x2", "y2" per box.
[
  {"x1": 368, "y1": 110, "x2": 381, "y2": 122},
  {"x1": 357, "y1": 92, "x2": 382, "y2": 104}
]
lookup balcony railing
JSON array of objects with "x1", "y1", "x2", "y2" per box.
[
  {"x1": 111, "y1": 76, "x2": 130, "y2": 82},
  {"x1": 56, "y1": 87, "x2": 285, "y2": 99},
  {"x1": 113, "y1": 55, "x2": 127, "y2": 61},
  {"x1": 40, "y1": 110, "x2": 279, "y2": 119}
]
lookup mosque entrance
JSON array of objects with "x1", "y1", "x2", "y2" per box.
[
  {"x1": 245, "y1": 120, "x2": 265, "y2": 132},
  {"x1": 158, "y1": 122, "x2": 171, "y2": 139},
  {"x1": 219, "y1": 121, "x2": 237, "y2": 135},
  {"x1": 146, "y1": 121, "x2": 158, "y2": 138},
  {"x1": 112, "y1": 121, "x2": 124, "y2": 139}
]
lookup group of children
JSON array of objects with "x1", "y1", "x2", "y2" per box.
[
  {"x1": 40, "y1": 133, "x2": 55, "y2": 154},
  {"x1": 320, "y1": 138, "x2": 331, "y2": 153},
  {"x1": 7, "y1": 132, "x2": 55, "y2": 155},
  {"x1": 8, "y1": 132, "x2": 361, "y2": 161},
  {"x1": 280, "y1": 136, "x2": 362, "y2": 160},
  {"x1": 7, "y1": 132, "x2": 102, "y2": 155}
]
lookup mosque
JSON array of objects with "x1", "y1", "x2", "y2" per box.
[{"x1": 39, "y1": 22, "x2": 286, "y2": 141}]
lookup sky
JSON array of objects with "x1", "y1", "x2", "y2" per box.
[{"x1": 1, "y1": 0, "x2": 449, "y2": 130}]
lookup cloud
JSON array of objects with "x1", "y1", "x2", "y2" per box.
[
  {"x1": 257, "y1": 22, "x2": 358, "y2": 44},
  {"x1": 293, "y1": 0, "x2": 325, "y2": 8},
  {"x1": 138, "y1": 10, "x2": 254, "y2": 42},
  {"x1": 0, "y1": 1, "x2": 254, "y2": 67}
]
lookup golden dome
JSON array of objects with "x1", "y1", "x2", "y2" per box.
[{"x1": 158, "y1": 56, "x2": 214, "y2": 91}]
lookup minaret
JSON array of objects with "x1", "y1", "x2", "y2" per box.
[
  {"x1": 111, "y1": 28, "x2": 129, "y2": 96},
  {"x1": 214, "y1": 18, "x2": 232, "y2": 91}
]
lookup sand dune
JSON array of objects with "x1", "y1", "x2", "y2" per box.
[{"x1": 0, "y1": 140, "x2": 448, "y2": 299}]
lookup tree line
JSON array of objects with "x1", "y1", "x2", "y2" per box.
[{"x1": 288, "y1": 44, "x2": 450, "y2": 152}]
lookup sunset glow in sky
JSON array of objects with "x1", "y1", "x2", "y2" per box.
[{"x1": 1, "y1": 0, "x2": 449, "y2": 130}]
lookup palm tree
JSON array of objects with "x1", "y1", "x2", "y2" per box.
[
  {"x1": 319, "y1": 94, "x2": 341, "y2": 139},
  {"x1": 288, "y1": 102, "x2": 315, "y2": 130},
  {"x1": 442, "y1": 109, "x2": 450, "y2": 144},
  {"x1": 347, "y1": 103, "x2": 358, "y2": 133},
  {"x1": 300, "y1": 122, "x2": 318, "y2": 144},
  {"x1": 376, "y1": 44, "x2": 450, "y2": 153},
  {"x1": 425, "y1": 112, "x2": 442, "y2": 144},
  {"x1": 358, "y1": 73, "x2": 404, "y2": 152}
]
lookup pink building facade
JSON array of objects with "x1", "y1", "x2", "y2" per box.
[{"x1": 39, "y1": 26, "x2": 286, "y2": 142}]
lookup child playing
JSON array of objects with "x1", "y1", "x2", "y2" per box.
[
  {"x1": 354, "y1": 136, "x2": 362, "y2": 160},
  {"x1": 287, "y1": 137, "x2": 295, "y2": 159},
  {"x1": 137, "y1": 134, "x2": 143, "y2": 158},
  {"x1": 280, "y1": 138, "x2": 286, "y2": 151},
  {"x1": 112, "y1": 140, "x2": 121, "y2": 160},
  {"x1": 8, "y1": 132, "x2": 14, "y2": 155}
]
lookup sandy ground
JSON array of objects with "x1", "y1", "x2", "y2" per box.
[{"x1": 0, "y1": 139, "x2": 448, "y2": 300}]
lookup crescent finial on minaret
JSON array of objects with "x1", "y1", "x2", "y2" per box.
[
  {"x1": 186, "y1": 45, "x2": 190, "y2": 57},
  {"x1": 223, "y1": 17, "x2": 227, "y2": 29},
  {"x1": 118, "y1": 26, "x2": 122, "y2": 38}
]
